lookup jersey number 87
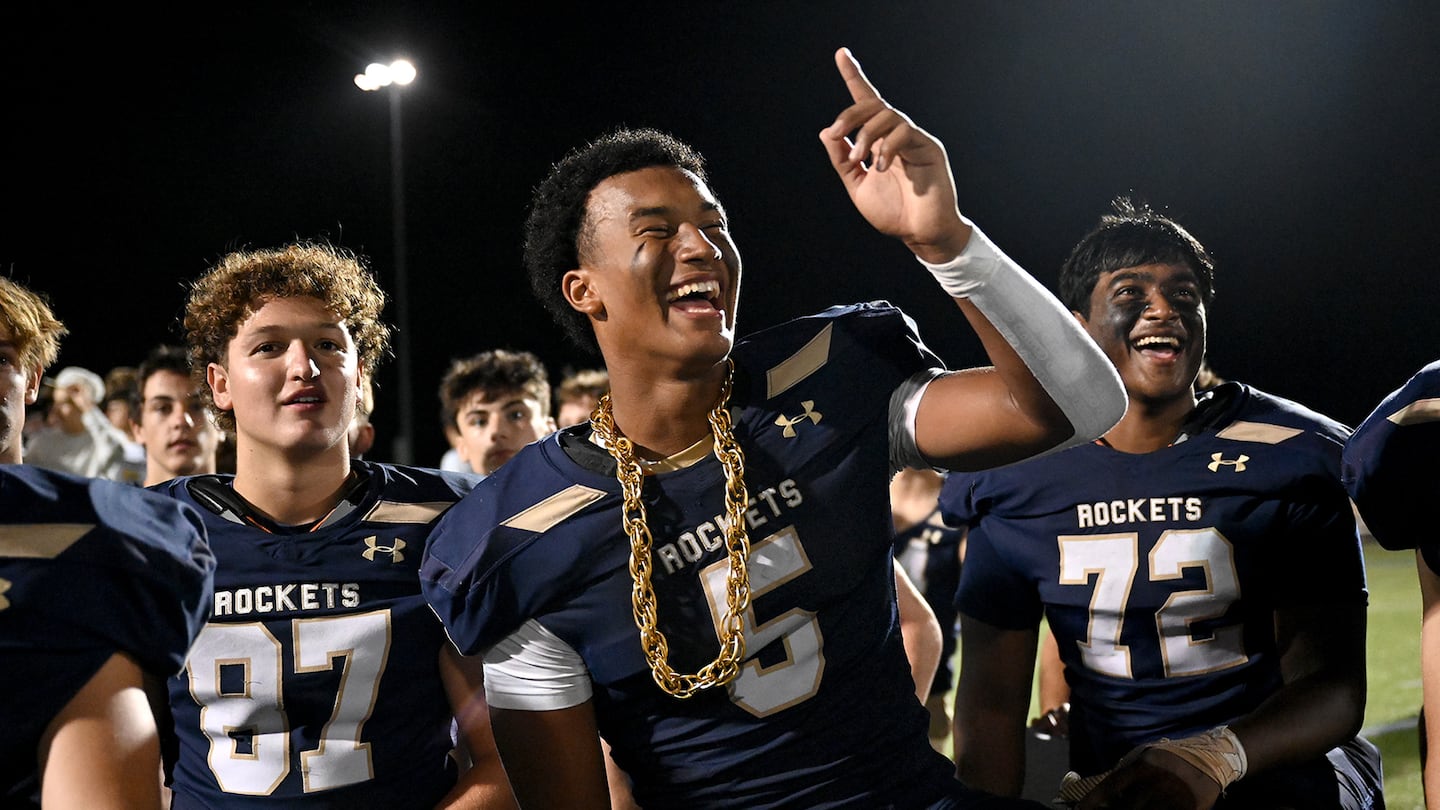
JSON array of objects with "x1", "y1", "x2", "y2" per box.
[{"x1": 184, "y1": 610, "x2": 392, "y2": 795}]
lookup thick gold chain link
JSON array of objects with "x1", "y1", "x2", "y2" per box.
[{"x1": 590, "y1": 361, "x2": 752, "y2": 698}]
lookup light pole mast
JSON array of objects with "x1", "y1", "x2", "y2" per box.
[{"x1": 355, "y1": 59, "x2": 417, "y2": 464}]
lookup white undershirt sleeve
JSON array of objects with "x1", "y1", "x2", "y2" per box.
[
  {"x1": 889, "y1": 369, "x2": 944, "y2": 473},
  {"x1": 482, "y1": 618, "x2": 594, "y2": 711}
]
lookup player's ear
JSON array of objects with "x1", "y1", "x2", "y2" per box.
[
  {"x1": 207, "y1": 362, "x2": 234, "y2": 413},
  {"x1": 563, "y1": 268, "x2": 604, "y2": 317},
  {"x1": 22, "y1": 364, "x2": 41, "y2": 406}
]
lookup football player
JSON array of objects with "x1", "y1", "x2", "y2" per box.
[
  {"x1": 1, "y1": 277, "x2": 215, "y2": 809},
  {"x1": 946, "y1": 199, "x2": 1383, "y2": 809},
  {"x1": 155, "y1": 243, "x2": 514, "y2": 808},
  {"x1": 421, "y1": 48, "x2": 1125, "y2": 809},
  {"x1": 2, "y1": 466, "x2": 215, "y2": 809},
  {"x1": 1344, "y1": 359, "x2": 1440, "y2": 805}
]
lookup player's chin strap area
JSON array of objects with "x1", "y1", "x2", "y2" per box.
[
  {"x1": 1054, "y1": 725, "x2": 1248, "y2": 807},
  {"x1": 917, "y1": 221, "x2": 1128, "y2": 455}
]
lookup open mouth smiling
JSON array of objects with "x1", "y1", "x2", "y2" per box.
[
  {"x1": 666, "y1": 280, "x2": 723, "y2": 314},
  {"x1": 1132, "y1": 334, "x2": 1183, "y2": 358},
  {"x1": 666, "y1": 280, "x2": 720, "y2": 304}
]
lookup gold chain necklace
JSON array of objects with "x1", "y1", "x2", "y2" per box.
[{"x1": 590, "y1": 360, "x2": 753, "y2": 698}]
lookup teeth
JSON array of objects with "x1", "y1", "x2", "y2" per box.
[
  {"x1": 291, "y1": 396, "x2": 321, "y2": 404},
  {"x1": 667, "y1": 280, "x2": 719, "y2": 303},
  {"x1": 1134, "y1": 336, "x2": 1180, "y2": 348}
]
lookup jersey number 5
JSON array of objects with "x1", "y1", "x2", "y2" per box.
[
  {"x1": 1057, "y1": 528, "x2": 1247, "y2": 679},
  {"x1": 699, "y1": 526, "x2": 825, "y2": 717},
  {"x1": 184, "y1": 610, "x2": 391, "y2": 795}
]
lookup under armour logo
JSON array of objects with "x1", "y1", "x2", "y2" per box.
[
  {"x1": 1208, "y1": 453, "x2": 1250, "y2": 472},
  {"x1": 0, "y1": 578, "x2": 9, "y2": 611},
  {"x1": 362, "y1": 536, "x2": 406, "y2": 562},
  {"x1": 775, "y1": 400, "x2": 823, "y2": 438}
]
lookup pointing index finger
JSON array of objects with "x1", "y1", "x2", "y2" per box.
[{"x1": 835, "y1": 47, "x2": 883, "y2": 105}]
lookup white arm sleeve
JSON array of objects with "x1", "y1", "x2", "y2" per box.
[
  {"x1": 918, "y1": 222, "x2": 1126, "y2": 452},
  {"x1": 481, "y1": 618, "x2": 594, "y2": 711}
]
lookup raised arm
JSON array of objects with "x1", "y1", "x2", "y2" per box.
[{"x1": 820, "y1": 47, "x2": 1125, "y2": 471}]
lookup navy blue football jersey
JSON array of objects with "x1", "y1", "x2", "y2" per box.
[
  {"x1": 424, "y1": 303, "x2": 986, "y2": 809},
  {"x1": 943, "y1": 383, "x2": 1366, "y2": 773},
  {"x1": 1, "y1": 465, "x2": 214, "y2": 805},
  {"x1": 1344, "y1": 359, "x2": 1440, "y2": 558},
  {"x1": 893, "y1": 505, "x2": 964, "y2": 696},
  {"x1": 157, "y1": 461, "x2": 479, "y2": 808}
]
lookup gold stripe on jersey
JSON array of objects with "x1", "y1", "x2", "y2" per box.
[
  {"x1": 766, "y1": 323, "x2": 833, "y2": 399},
  {"x1": 1215, "y1": 421, "x2": 1303, "y2": 444},
  {"x1": 502, "y1": 486, "x2": 606, "y2": 533},
  {"x1": 0, "y1": 524, "x2": 93, "y2": 558},
  {"x1": 1389, "y1": 397, "x2": 1440, "y2": 426},
  {"x1": 362, "y1": 501, "x2": 455, "y2": 525}
]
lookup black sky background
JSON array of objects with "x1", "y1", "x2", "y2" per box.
[{"x1": 5, "y1": 2, "x2": 1439, "y2": 466}]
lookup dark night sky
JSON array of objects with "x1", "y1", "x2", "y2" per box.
[{"x1": 5, "y1": 2, "x2": 1439, "y2": 465}]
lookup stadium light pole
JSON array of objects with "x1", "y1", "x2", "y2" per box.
[{"x1": 355, "y1": 59, "x2": 417, "y2": 464}]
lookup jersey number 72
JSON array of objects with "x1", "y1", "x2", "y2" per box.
[{"x1": 1058, "y1": 528, "x2": 1248, "y2": 679}]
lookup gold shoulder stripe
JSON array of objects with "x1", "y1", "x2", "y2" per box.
[
  {"x1": 1215, "y1": 421, "x2": 1304, "y2": 444},
  {"x1": 0, "y1": 524, "x2": 93, "y2": 559},
  {"x1": 1389, "y1": 397, "x2": 1440, "y2": 426},
  {"x1": 502, "y1": 485, "x2": 606, "y2": 533},
  {"x1": 363, "y1": 501, "x2": 454, "y2": 524},
  {"x1": 766, "y1": 323, "x2": 833, "y2": 399}
]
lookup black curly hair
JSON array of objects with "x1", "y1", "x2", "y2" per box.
[
  {"x1": 522, "y1": 127, "x2": 708, "y2": 355},
  {"x1": 1059, "y1": 197, "x2": 1216, "y2": 318}
]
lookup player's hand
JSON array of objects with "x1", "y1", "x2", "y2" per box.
[
  {"x1": 819, "y1": 47, "x2": 971, "y2": 264},
  {"x1": 1030, "y1": 702, "x2": 1071, "y2": 739},
  {"x1": 1075, "y1": 745, "x2": 1222, "y2": 810}
]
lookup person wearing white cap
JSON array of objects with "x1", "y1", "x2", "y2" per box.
[{"x1": 26, "y1": 364, "x2": 135, "y2": 480}]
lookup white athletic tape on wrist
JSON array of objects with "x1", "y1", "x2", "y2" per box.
[
  {"x1": 916, "y1": 224, "x2": 1127, "y2": 452},
  {"x1": 1052, "y1": 725, "x2": 1246, "y2": 807},
  {"x1": 1142, "y1": 725, "x2": 1248, "y2": 790}
]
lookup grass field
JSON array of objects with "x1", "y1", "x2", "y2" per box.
[{"x1": 947, "y1": 539, "x2": 1427, "y2": 808}]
